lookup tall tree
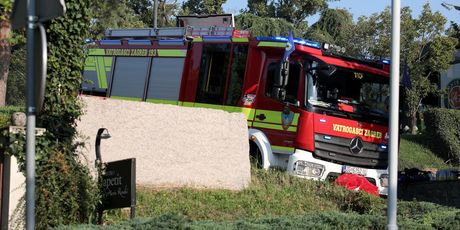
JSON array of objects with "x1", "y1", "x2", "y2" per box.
[
  {"x1": 345, "y1": 4, "x2": 457, "y2": 133},
  {"x1": 247, "y1": 0, "x2": 276, "y2": 17},
  {"x1": 182, "y1": 0, "x2": 226, "y2": 15},
  {"x1": 128, "y1": 0, "x2": 180, "y2": 27},
  {"x1": 305, "y1": 8, "x2": 353, "y2": 46},
  {"x1": 247, "y1": 0, "x2": 330, "y2": 26},
  {"x1": 90, "y1": 0, "x2": 146, "y2": 39},
  {"x1": 236, "y1": 13, "x2": 298, "y2": 37},
  {"x1": 0, "y1": 0, "x2": 12, "y2": 106}
]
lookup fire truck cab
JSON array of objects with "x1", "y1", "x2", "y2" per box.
[{"x1": 82, "y1": 15, "x2": 390, "y2": 195}]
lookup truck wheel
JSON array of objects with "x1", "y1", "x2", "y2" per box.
[{"x1": 249, "y1": 141, "x2": 263, "y2": 168}]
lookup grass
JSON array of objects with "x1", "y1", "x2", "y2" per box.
[
  {"x1": 103, "y1": 168, "x2": 384, "y2": 224},
  {"x1": 399, "y1": 134, "x2": 452, "y2": 170}
]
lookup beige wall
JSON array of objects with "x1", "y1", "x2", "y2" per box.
[{"x1": 76, "y1": 96, "x2": 251, "y2": 190}]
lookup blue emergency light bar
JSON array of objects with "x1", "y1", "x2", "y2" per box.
[
  {"x1": 256, "y1": 36, "x2": 322, "y2": 49},
  {"x1": 128, "y1": 40, "x2": 152, "y2": 45},
  {"x1": 202, "y1": 35, "x2": 232, "y2": 42},
  {"x1": 100, "y1": 40, "x2": 121, "y2": 45},
  {"x1": 158, "y1": 39, "x2": 185, "y2": 46},
  {"x1": 382, "y1": 59, "x2": 390, "y2": 64}
]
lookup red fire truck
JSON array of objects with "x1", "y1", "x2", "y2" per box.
[{"x1": 82, "y1": 15, "x2": 390, "y2": 195}]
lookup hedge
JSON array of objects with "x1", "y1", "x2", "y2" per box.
[
  {"x1": 55, "y1": 206, "x2": 460, "y2": 230},
  {"x1": 423, "y1": 108, "x2": 460, "y2": 163}
]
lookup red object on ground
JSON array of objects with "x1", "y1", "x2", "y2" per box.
[{"x1": 335, "y1": 174, "x2": 379, "y2": 196}]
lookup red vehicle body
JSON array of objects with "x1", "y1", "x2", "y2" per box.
[{"x1": 82, "y1": 20, "x2": 390, "y2": 194}]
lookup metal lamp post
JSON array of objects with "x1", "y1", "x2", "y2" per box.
[{"x1": 95, "y1": 128, "x2": 110, "y2": 225}]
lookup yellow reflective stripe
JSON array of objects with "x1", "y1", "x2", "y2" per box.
[
  {"x1": 292, "y1": 113, "x2": 300, "y2": 126},
  {"x1": 146, "y1": 99, "x2": 179, "y2": 105},
  {"x1": 241, "y1": 108, "x2": 255, "y2": 120},
  {"x1": 96, "y1": 56, "x2": 108, "y2": 88},
  {"x1": 255, "y1": 109, "x2": 299, "y2": 126},
  {"x1": 110, "y1": 96, "x2": 142, "y2": 101},
  {"x1": 194, "y1": 103, "x2": 223, "y2": 110},
  {"x1": 232, "y1": 38, "x2": 248, "y2": 43},
  {"x1": 88, "y1": 49, "x2": 105, "y2": 56},
  {"x1": 193, "y1": 103, "x2": 256, "y2": 120},
  {"x1": 157, "y1": 49, "x2": 187, "y2": 57},
  {"x1": 257, "y1": 41, "x2": 286, "y2": 48},
  {"x1": 252, "y1": 121, "x2": 297, "y2": 132},
  {"x1": 272, "y1": 145, "x2": 295, "y2": 152},
  {"x1": 192, "y1": 37, "x2": 203, "y2": 42},
  {"x1": 181, "y1": 102, "x2": 195, "y2": 107},
  {"x1": 255, "y1": 110, "x2": 281, "y2": 124},
  {"x1": 104, "y1": 57, "x2": 113, "y2": 71},
  {"x1": 247, "y1": 121, "x2": 253, "y2": 126},
  {"x1": 84, "y1": 66, "x2": 96, "y2": 71}
]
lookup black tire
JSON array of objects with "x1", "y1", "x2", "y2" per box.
[{"x1": 249, "y1": 141, "x2": 263, "y2": 169}]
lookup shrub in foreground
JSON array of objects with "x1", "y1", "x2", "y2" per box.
[{"x1": 424, "y1": 108, "x2": 460, "y2": 163}]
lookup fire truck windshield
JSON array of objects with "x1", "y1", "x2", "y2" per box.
[{"x1": 306, "y1": 65, "x2": 389, "y2": 118}]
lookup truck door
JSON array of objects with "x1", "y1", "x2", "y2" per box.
[{"x1": 253, "y1": 58, "x2": 303, "y2": 154}]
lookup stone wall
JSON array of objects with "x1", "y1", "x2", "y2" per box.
[{"x1": 76, "y1": 96, "x2": 251, "y2": 190}]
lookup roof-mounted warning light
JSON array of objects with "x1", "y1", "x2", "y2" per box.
[
  {"x1": 255, "y1": 36, "x2": 322, "y2": 49},
  {"x1": 322, "y1": 43, "x2": 346, "y2": 53}
]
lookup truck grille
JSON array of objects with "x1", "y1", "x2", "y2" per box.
[{"x1": 314, "y1": 134, "x2": 388, "y2": 169}]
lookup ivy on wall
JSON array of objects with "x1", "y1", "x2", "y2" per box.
[{"x1": 1, "y1": 0, "x2": 100, "y2": 229}]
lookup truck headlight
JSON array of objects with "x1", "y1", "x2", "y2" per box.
[
  {"x1": 293, "y1": 161, "x2": 325, "y2": 178},
  {"x1": 380, "y1": 174, "x2": 389, "y2": 187}
]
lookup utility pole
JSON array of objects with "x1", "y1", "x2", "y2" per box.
[
  {"x1": 387, "y1": 0, "x2": 400, "y2": 229},
  {"x1": 153, "y1": 0, "x2": 158, "y2": 29}
]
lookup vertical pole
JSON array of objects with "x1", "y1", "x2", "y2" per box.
[
  {"x1": 26, "y1": 0, "x2": 37, "y2": 228},
  {"x1": 388, "y1": 0, "x2": 400, "y2": 229},
  {"x1": 153, "y1": 0, "x2": 158, "y2": 29}
]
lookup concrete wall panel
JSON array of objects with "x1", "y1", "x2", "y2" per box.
[{"x1": 76, "y1": 96, "x2": 251, "y2": 190}]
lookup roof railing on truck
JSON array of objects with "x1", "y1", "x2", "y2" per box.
[{"x1": 104, "y1": 26, "x2": 249, "y2": 40}]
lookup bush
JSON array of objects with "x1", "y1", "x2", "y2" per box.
[
  {"x1": 54, "y1": 210, "x2": 460, "y2": 229},
  {"x1": 424, "y1": 108, "x2": 460, "y2": 163}
]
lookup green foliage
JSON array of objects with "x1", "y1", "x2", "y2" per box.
[
  {"x1": 246, "y1": 0, "x2": 328, "y2": 26},
  {"x1": 128, "y1": 0, "x2": 179, "y2": 27},
  {"x1": 55, "y1": 201, "x2": 460, "y2": 229},
  {"x1": 0, "y1": 0, "x2": 12, "y2": 21},
  {"x1": 306, "y1": 8, "x2": 353, "y2": 45},
  {"x1": 0, "y1": 0, "x2": 99, "y2": 228},
  {"x1": 90, "y1": 0, "x2": 146, "y2": 39},
  {"x1": 6, "y1": 47, "x2": 26, "y2": 106},
  {"x1": 333, "y1": 4, "x2": 457, "y2": 134},
  {"x1": 1, "y1": 131, "x2": 100, "y2": 229},
  {"x1": 182, "y1": 0, "x2": 227, "y2": 15},
  {"x1": 424, "y1": 108, "x2": 460, "y2": 163},
  {"x1": 235, "y1": 13, "x2": 299, "y2": 37},
  {"x1": 399, "y1": 134, "x2": 451, "y2": 170},
  {"x1": 99, "y1": 169, "x2": 384, "y2": 223}
]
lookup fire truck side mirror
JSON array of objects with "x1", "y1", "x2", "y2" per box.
[
  {"x1": 273, "y1": 61, "x2": 289, "y2": 88},
  {"x1": 270, "y1": 61, "x2": 289, "y2": 101}
]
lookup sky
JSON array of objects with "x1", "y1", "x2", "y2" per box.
[{"x1": 222, "y1": 0, "x2": 460, "y2": 25}]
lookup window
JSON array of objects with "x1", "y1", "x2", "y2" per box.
[
  {"x1": 110, "y1": 57, "x2": 150, "y2": 100},
  {"x1": 196, "y1": 44, "x2": 231, "y2": 104},
  {"x1": 265, "y1": 61, "x2": 301, "y2": 104},
  {"x1": 225, "y1": 45, "x2": 248, "y2": 105},
  {"x1": 146, "y1": 58, "x2": 185, "y2": 102}
]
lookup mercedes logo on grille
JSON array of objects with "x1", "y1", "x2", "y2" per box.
[{"x1": 349, "y1": 136, "x2": 364, "y2": 154}]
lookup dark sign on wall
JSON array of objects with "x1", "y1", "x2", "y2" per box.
[{"x1": 101, "y1": 158, "x2": 136, "y2": 210}]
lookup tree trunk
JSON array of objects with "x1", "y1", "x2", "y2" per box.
[
  {"x1": 0, "y1": 19, "x2": 11, "y2": 106},
  {"x1": 410, "y1": 111, "x2": 418, "y2": 135}
]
